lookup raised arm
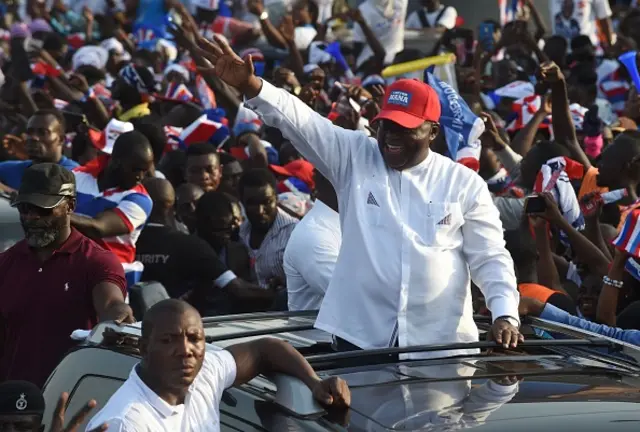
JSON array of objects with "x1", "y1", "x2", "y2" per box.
[
  {"x1": 540, "y1": 62, "x2": 591, "y2": 170},
  {"x1": 192, "y1": 33, "x2": 368, "y2": 187}
]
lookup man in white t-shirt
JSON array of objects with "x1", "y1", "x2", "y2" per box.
[
  {"x1": 86, "y1": 299, "x2": 350, "y2": 431},
  {"x1": 550, "y1": 0, "x2": 615, "y2": 47},
  {"x1": 406, "y1": 0, "x2": 457, "y2": 30},
  {"x1": 352, "y1": 0, "x2": 409, "y2": 68}
]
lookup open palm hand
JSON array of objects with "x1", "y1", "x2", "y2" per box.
[{"x1": 195, "y1": 35, "x2": 255, "y2": 90}]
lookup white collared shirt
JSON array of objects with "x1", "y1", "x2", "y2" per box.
[
  {"x1": 85, "y1": 347, "x2": 237, "y2": 431},
  {"x1": 246, "y1": 80, "x2": 519, "y2": 359},
  {"x1": 284, "y1": 200, "x2": 341, "y2": 311}
]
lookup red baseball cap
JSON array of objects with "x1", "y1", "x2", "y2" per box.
[
  {"x1": 373, "y1": 79, "x2": 441, "y2": 128},
  {"x1": 269, "y1": 159, "x2": 315, "y2": 189}
]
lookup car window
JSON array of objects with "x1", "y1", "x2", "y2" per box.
[{"x1": 66, "y1": 375, "x2": 125, "y2": 430}]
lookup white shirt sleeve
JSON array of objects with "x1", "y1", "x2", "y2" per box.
[
  {"x1": 246, "y1": 79, "x2": 371, "y2": 189},
  {"x1": 438, "y1": 6, "x2": 458, "y2": 29},
  {"x1": 593, "y1": 0, "x2": 612, "y2": 20},
  {"x1": 200, "y1": 349, "x2": 238, "y2": 399},
  {"x1": 462, "y1": 177, "x2": 520, "y2": 324},
  {"x1": 285, "y1": 229, "x2": 338, "y2": 299}
]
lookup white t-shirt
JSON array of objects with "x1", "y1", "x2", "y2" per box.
[
  {"x1": 549, "y1": 0, "x2": 612, "y2": 45},
  {"x1": 294, "y1": 26, "x2": 318, "y2": 50},
  {"x1": 86, "y1": 347, "x2": 237, "y2": 432},
  {"x1": 352, "y1": 0, "x2": 409, "y2": 68},
  {"x1": 405, "y1": 5, "x2": 458, "y2": 30},
  {"x1": 284, "y1": 200, "x2": 341, "y2": 311}
]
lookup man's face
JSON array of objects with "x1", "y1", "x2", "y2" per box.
[
  {"x1": 292, "y1": 3, "x2": 311, "y2": 25},
  {"x1": 562, "y1": 0, "x2": 574, "y2": 17},
  {"x1": 140, "y1": 308, "x2": 206, "y2": 390},
  {"x1": 308, "y1": 69, "x2": 325, "y2": 90},
  {"x1": 376, "y1": 120, "x2": 439, "y2": 170},
  {"x1": 113, "y1": 149, "x2": 154, "y2": 190},
  {"x1": 185, "y1": 155, "x2": 221, "y2": 192},
  {"x1": 596, "y1": 139, "x2": 625, "y2": 189},
  {"x1": 242, "y1": 185, "x2": 278, "y2": 229},
  {"x1": 176, "y1": 186, "x2": 204, "y2": 234},
  {"x1": 25, "y1": 114, "x2": 63, "y2": 163},
  {"x1": 423, "y1": 0, "x2": 438, "y2": 10},
  {"x1": 18, "y1": 198, "x2": 72, "y2": 248},
  {"x1": 219, "y1": 162, "x2": 243, "y2": 198},
  {"x1": 0, "y1": 414, "x2": 42, "y2": 432},
  {"x1": 197, "y1": 202, "x2": 243, "y2": 250}
]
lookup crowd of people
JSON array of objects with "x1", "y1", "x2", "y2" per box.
[{"x1": 1, "y1": 0, "x2": 640, "y2": 429}]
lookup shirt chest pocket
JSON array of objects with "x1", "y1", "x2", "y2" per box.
[
  {"x1": 424, "y1": 202, "x2": 463, "y2": 248},
  {"x1": 359, "y1": 178, "x2": 388, "y2": 227}
]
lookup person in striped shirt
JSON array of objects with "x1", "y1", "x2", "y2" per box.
[
  {"x1": 238, "y1": 168, "x2": 298, "y2": 291},
  {"x1": 70, "y1": 130, "x2": 154, "y2": 265}
]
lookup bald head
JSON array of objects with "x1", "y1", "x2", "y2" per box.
[
  {"x1": 144, "y1": 177, "x2": 175, "y2": 208},
  {"x1": 141, "y1": 299, "x2": 201, "y2": 341}
]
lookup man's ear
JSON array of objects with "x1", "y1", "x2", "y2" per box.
[
  {"x1": 429, "y1": 123, "x2": 441, "y2": 142},
  {"x1": 67, "y1": 197, "x2": 76, "y2": 214}
]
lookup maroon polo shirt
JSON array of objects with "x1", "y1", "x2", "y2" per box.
[{"x1": 0, "y1": 228, "x2": 126, "y2": 388}]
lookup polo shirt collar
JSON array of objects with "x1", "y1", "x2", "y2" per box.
[{"x1": 130, "y1": 364, "x2": 184, "y2": 418}]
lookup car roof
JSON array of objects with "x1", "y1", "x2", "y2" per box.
[{"x1": 67, "y1": 312, "x2": 640, "y2": 430}]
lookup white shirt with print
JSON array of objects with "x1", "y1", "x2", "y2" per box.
[
  {"x1": 549, "y1": 0, "x2": 612, "y2": 45},
  {"x1": 352, "y1": 0, "x2": 409, "y2": 68}
]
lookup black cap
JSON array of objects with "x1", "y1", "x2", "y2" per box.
[
  {"x1": 12, "y1": 163, "x2": 76, "y2": 209},
  {"x1": 0, "y1": 381, "x2": 45, "y2": 416}
]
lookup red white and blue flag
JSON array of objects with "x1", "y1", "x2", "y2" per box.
[
  {"x1": 499, "y1": 0, "x2": 523, "y2": 26},
  {"x1": 613, "y1": 210, "x2": 640, "y2": 258},
  {"x1": 164, "y1": 82, "x2": 193, "y2": 102}
]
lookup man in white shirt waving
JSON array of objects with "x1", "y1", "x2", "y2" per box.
[
  {"x1": 86, "y1": 299, "x2": 349, "y2": 431},
  {"x1": 195, "y1": 35, "x2": 522, "y2": 357}
]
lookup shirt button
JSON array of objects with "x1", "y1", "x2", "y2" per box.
[{"x1": 38, "y1": 268, "x2": 42, "y2": 273}]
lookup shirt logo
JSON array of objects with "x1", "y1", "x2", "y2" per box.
[
  {"x1": 437, "y1": 214, "x2": 451, "y2": 226},
  {"x1": 387, "y1": 91, "x2": 411, "y2": 107},
  {"x1": 64, "y1": 282, "x2": 69, "y2": 292},
  {"x1": 367, "y1": 192, "x2": 380, "y2": 207},
  {"x1": 16, "y1": 393, "x2": 27, "y2": 411}
]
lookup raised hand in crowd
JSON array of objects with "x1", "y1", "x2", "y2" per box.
[
  {"x1": 480, "y1": 112, "x2": 507, "y2": 151},
  {"x1": 193, "y1": 35, "x2": 261, "y2": 96},
  {"x1": 49, "y1": 392, "x2": 107, "y2": 432},
  {"x1": 247, "y1": 0, "x2": 265, "y2": 16},
  {"x1": 279, "y1": 15, "x2": 296, "y2": 43},
  {"x1": 527, "y1": 192, "x2": 565, "y2": 226},
  {"x1": 539, "y1": 61, "x2": 565, "y2": 84}
]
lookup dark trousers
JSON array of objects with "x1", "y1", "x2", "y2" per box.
[{"x1": 332, "y1": 336, "x2": 400, "y2": 364}]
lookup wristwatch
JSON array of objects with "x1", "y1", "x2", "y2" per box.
[
  {"x1": 495, "y1": 316, "x2": 520, "y2": 328},
  {"x1": 259, "y1": 11, "x2": 269, "y2": 21}
]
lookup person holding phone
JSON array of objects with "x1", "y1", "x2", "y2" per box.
[{"x1": 0, "y1": 109, "x2": 79, "y2": 195}]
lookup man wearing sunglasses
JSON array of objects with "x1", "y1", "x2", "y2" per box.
[{"x1": 0, "y1": 163, "x2": 133, "y2": 387}]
